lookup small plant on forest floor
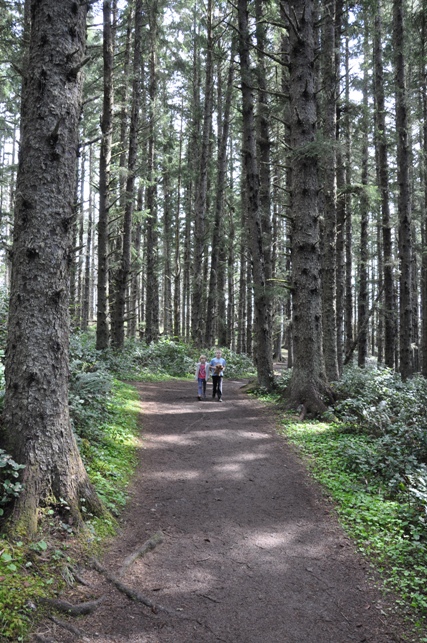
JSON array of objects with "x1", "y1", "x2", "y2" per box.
[{"x1": 0, "y1": 450, "x2": 25, "y2": 516}]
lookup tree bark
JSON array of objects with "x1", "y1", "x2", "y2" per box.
[
  {"x1": 343, "y1": 25, "x2": 353, "y2": 359},
  {"x1": 422, "y1": 1, "x2": 427, "y2": 377},
  {"x1": 173, "y1": 106, "x2": 184, "y2": 339},
  {"x1": 286, "y1": 0, "x2": 332, "y2": 414},
  {"x1": 206, "y1": 49, "x2": 234, "y2": 347},
  {"x1": 255, "y1": 0, "x2": 273, "y2": 303},
  {"x1": 191, "y1": 0, "x2": 213, "y2": 347},
  {"x1": 96, "y1": 0, "x2": 114, "y2": 350},
  {"x1": 1, "y1": 0, "x2": 103, "y2": 536},
  {"x1": 111, "y1": 0, "x2": 143, "y2": 349},
  {"x1": 358, "y1": 41, "x2": 369, "y2": 368},
  {"x1": 81, "y1": 145, "x2": 94, "y2": 330},
  {"x1": 145, "y1": 0, "x2": 159, "y2": 345},
  {"x1": 374, "y1": 0, "x2": 394, "y2": 368},
  {"x1": 238, "y1": 0, "x2": 273, "y2": 389},
  {"x1": 393, "y1": 0, "x2": 413, "y2": 380},
  {"x1": 320, "y1": 0, "x2": 339, "y2": 381}
]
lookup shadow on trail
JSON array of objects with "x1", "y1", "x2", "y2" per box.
[{"x1": 99, "y1": 379, "x2": 399, "y2": 643}]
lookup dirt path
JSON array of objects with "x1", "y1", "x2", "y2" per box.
[{"x1": 36, "y1": 379, "x2": 409, "y2": 643}]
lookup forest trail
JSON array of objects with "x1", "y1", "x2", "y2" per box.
[{"x1": 35, "y1": 379, "x2": 408, "y2": 643}]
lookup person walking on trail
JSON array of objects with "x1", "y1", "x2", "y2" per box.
[
  {"x1": 195, "y1": 354, "x2": 209, "y2": 401},
  {"x1": 210, "y1": 349, "x2": 226, "y2": 402}
]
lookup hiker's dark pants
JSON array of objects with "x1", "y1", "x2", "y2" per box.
[{"x1": 212, "y1": 375, "x2": 223, "y2": 399}]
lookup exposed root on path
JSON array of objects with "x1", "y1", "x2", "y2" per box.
[
  {"x1": 92, "y1": 558, "x2": 167, "y2": 614},
  {"x1": 118, "y1": 531, "x2": 164, "y2": 577},
  {"x1": 33, "y1": 635, "x2": 56, "y2": 643},
  {"x1": 91, "y1": 558, "x2": 217, "y2": 636},
  {"x1": 71, "y1": 567, "x2": 94, "y2": 587},
  {"x1": 47, "y1": 615, "x2": 88, "y2": 638},
  {"x1": 40, "y1": 595, "x2": 105, "y2": 616}
]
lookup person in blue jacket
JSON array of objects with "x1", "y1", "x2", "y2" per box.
[{"x1": 210, "y1": 349, "x2": 226, "y2": 402}]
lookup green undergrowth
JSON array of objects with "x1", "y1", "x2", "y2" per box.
[
  {"x1": 279, "y1": 416, "x2": 427, "y2": 639},
  {"x1": 0, "y1": 379, "x2": 141, "y2": 642},
  {"x1": 72, "y1": 331, "x2": 256, "y2": 381}
]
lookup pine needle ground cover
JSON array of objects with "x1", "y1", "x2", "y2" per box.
[{"x1": 274, "y1": 365, "x2": 427, "y2": 639}]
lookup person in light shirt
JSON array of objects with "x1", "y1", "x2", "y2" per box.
[{"x1": 209, "y1": 349, "x2": 226, "y2": 402}]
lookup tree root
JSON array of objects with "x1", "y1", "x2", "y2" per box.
[
  {"x1": 71, "y1": 566, "x2": 94, "y2": 587},
  {"x1": 48, "y1": 614, "x2": 88, "y2": 637},
  {"x1": 118, "y1": 531, "x2": 164, "y2": 577},
  {"x1": 33, "y1": 635, "x2": 56, "y2": 643},
  {"x1": 298, "y1": 404, "x2": 307, "y2": 421},
  {"x1": 92, "y1": 558, "x2": 214, "y2": 635},
  {"x1": 40, "y1": 595, "x2": 105, "y2": 616},
  {"x1": 92, "y1": 558, "x2": 167, "y2": 614}
]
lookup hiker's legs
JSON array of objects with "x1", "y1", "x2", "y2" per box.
[
  {"x1": 217, "y1": 377, "x2": 223, "y2": 400},
  {"x1": 212, "y1": 375, "x2": 219, "y2": 398},
  {"x1": 198, "y1": 379, "x2": 204, "y2": 397}
]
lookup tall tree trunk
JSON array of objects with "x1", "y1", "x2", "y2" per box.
[
  {"x1": 238, "y1": 0, "x2": 273, "y2": 389},
  {"x1": 192, "y1": 0, "x2": 213, "y2": 347},
  {"x1": 226, "y1": 209, "x2": 235, "y2": 349},
  {"x1": 255, "y1": 0, "x2": 272, "y2": 303},
  {"x1": 70, "y1": 159, "x2": 80, "y2": 328},
  {"x1": 129, "y1": 187, "x2": 143, "y2": 339},
  {"x1": 412, "y1": 224, "x2": 419, "y2": 371},
  {"x1": 422, "y1": 1, "x2": 427, "y2": 377},
  {"x1": 110, "y1": 3, "x2": 133, "y2": 346},
  {"x1": 81, "y1": 145, "x2": 94, "y2": 330},
  {"x1": 358, "y1": 44, "x2": 369, "y2": 368},
  {"x1": 145, "y1": 0, "x2": 159, "y2": 345},
  {"x1": 320, "y1": 0, "x2": 339, "y2": 381},
  {"x1": 344, "y1": 23, "x2": 353, "y2": 358},
  {"x1": 206, "y1": 49, "x2": 234, "y2": 346},
  {"x1": 96, "y1": 0, "x2": 114, "y2": 350},
  {"x1": 280, "y1": 0, "x2": 293, "y2": 369},
  {"x1": 374, "y1": 0, "x2": 394, "y2": 368},
  {"x1": 162, "y1": 137, "x2": 173, "y2": 337},
  {"x1": 173, "y1": 106, "x2": 184, "y2": 339},
  {"x1": 335, "y1": 0, "x2": 344, "y2": 375},
  {"x1": 1, "y1": 0, "x2": 103, "y2": 536},
  {"x1": 111, "y1": 0, "x2": 143, "y2": 349},
  {"x1": 237, "y1": 186, "x2": 248, "y2": 354},
  {"x1": 285, "y1": 0, "x2": 332, "y2": 414},
  {"x1": 183, "y1": 174, "x2": 192, "y2": 341},
  {"x1": 76, "y1": 151, "x2": 85, "y2": 329},
  {"x1": 393, "y1": 0, "x2": 413, "y2": 380}
]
